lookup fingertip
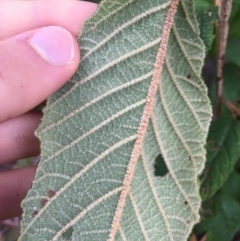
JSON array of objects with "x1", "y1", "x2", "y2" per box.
[
  {"x1": 16, "y1": 26, "x2": 80, "y2": 68},
  {"x1": 27, "y1": 26, "x2": 76, "y2": 67},
  {"x1": 0, "y1": 27, "x2": 80, "y2": 122}
]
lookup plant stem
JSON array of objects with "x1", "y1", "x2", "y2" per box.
[
  {"x1": 215, "y1": 0, "x2": 232, "y2": 118},
  {"x1": 222, "y1": 98, "x2": 240, "y2": 117}
]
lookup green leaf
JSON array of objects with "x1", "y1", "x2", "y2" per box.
[
  {"x1": 229, "y1": 0, "x2": 240, "y2": 23},
  {"x1": 19, "y1": 0, "x2": 211, "y2": 240},
  {"x1": 205, "y1": 196, "x2": 240, "y2": 241},
  {"x1": 236, "y1": 158, "x2": 240, "y2": 170},
  {"x1": 229, "y1": 16, "x2": 240, "y2": 38},
  {"x1": 226, "y1": 38, "x2": 240, "y2": 66},
  {"x1": 221, "y1": 171, "x2": 240, "y2": 202},
  {"x1": 196, "y1": 172, "x2": 240, "y2": 241},
  {"x1": 201, "y1": 114, "x2": 240, "y2": 200},
  {"x1": 196, "y1": 6, "x2": 218, "y2": 50},
  {"x1": 223, "y1": 63, "x2": 240, "y2": 102},
  {"x1": 229, "y1": 0, "x2": 240, "y2": 38}
]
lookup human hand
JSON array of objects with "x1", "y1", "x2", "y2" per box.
[{"x1": 0, "y1": 0, "x2": 97, "y2": 221}]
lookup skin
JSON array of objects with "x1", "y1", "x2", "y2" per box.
[{"x1": 0, "y1": 1, "x2": 97, "y2": 221}]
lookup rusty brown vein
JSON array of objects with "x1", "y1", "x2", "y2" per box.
[{"x1": 107, "y1": 0, "x2": 180, "y2": 240}]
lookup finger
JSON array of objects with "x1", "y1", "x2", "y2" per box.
[
  {"x1": 0, "y1": 112, "x2": 41, "y2": 163},
  {"x1": 0, "y1": 1, "x2": 97, "y2": 40},
  {"x1": 0, "y1": 26, "x2": 80, "y2": 123},
  {"x1": 0, "y1": 167, "x2": 35, "y2": 221}
]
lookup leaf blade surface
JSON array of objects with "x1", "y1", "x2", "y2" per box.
[{"x1": 20, "y1": 0, "x2": 212, "y2": 240}]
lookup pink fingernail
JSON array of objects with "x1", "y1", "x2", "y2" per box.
[{"x1": 28, "y1": 26, "x2": 74, "y2": 66}]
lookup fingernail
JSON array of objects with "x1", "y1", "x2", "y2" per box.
[{"x1": 28, "y1": 26, "x2": 74, "y2": 66}]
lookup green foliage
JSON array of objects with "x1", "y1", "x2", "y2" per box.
[
  {"x1": 223, "y1": 63, "x2": 240, "y2": 101},
  {"x1": 201, "y1": 196, "x2": 240, "y2": 241},
  {"x1": 221, "y1": 171, "x2": 240, "y2": 201},
  {"x1": 229, "y1": 0, "x2": 240, "y2": 23},
  {"x1": 192, "y1": 0, "x2": 240, "y2": 239},
  {"x1": 201, "y1": 113, "x2": 240, "y2": 200},
  {"x1": 194, "y1": 0, "x2": 218, "y2": 51},
  {"x1": 195, "y1": 172, "x2": 240, "y2": 241},
  {"x1": 229, "y1": 0, "x2": 240, "y2": 37},
  {"x1": 226, "y1": 0, "x2": 240, "y2": 65},
  {"x1": 226, "y1": 38, "x2": 240, "y2": 66}
]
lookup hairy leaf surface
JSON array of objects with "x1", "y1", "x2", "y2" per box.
[{"x1": 20, "y1": 0, "x2": 212, "y2": 240}]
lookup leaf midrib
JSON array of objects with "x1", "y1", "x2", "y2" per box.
[{"x1": 107, "y1": 0, "x2": 180, "y2": 239}]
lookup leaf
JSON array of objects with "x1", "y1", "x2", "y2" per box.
[
  {"x1": 229, "y1": 15, "x2": 240, "y2": 38},
  {"x1": 19, "y1": 0, "x2": 212, "y2": 240},
  {"x1": 229, "y1": 0, "x2": 240, "y2": 38},
  {"x1": 195, "y1": 6, "x2": 218, "y2": 50},
  {"x1": 221, "y1": 171, "x2": 240, "y2": 202},
  {"x1": 202, "y1": 196, "x2": 240, "y2": 241},
  {"x1": 229, "y1": 0, "x2": 240, "y2": 23},
  {"x1": 195, "y1": 172, "x2": 240, "y2": 241},
  {"x1": 226, "y1": 38, "x2": 240, "y2": 66},
  {"x1": 223, "y1": 0, "x2": 240, "y2": 66},
  {"x1": 201, "y1": 114, "x2": 240, "y2": 200},
  {"x1": 193, "y1": 0, "x2": 218, "y2": 50},
  {"x1": 223, "y1": 63, "x2": 240, "y2": 102},
  {"x1": 236, "y1": 158, "x2": 240, "y2": 171}
]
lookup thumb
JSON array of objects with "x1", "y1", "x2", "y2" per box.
[{"x1": 0, "y1": 26, "x2": 80, "y2": 123}]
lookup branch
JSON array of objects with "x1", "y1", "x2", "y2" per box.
[
  {"x1": 214, "y1": 0, "x2": 232, "y2": 118},
  {"x1": 222, "y1": 98, "x2": 240, "y2": 117}
]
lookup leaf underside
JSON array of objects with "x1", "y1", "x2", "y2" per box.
[{"x1": 19, "y1": 0, "x2": 212, "y2": 240}]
